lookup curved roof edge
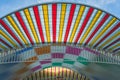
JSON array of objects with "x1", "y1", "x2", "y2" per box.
[{"x1": 0, "y1": 2, "x2": 120, "y2": 20}]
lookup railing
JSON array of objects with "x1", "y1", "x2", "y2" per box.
[{"x1": 0, "y1": 43, "x2": 120, "y2": 64}]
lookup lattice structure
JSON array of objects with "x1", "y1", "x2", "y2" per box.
[
  {"x1": 0, "y1": 44, "x2": 119, "y2": 64},
  {"x1": 0, "y1": 2, "x2": 120, "y2": 80},
  {"x1": 22, "y1": 67, "x2": 89, "y2": 80},
  {"x1": 0, "y1": 3, "x2": 119, "y2": 55},
  {"x1": 0, "y1": 44, "x2": 119, "y2": 80}
]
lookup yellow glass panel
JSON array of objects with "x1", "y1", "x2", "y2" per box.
[
  {"x1": 98, "y1": 32, "x2": 120, "y2": 49},
  {"x1": 0, "y1": 30, "x2": 16, "y2": 47},
  {"x1": 90, "y1": 17, "x2": 117, "y2": 46},
  {"x1": 7, "y1": 16, "x2": 28, "y2": 46},
  {"x1": 80, "y1": 10, "x2": 102, "y2": 44},
  {"x1": 42, "y1": 5, "x2": 51, "y2": 42},
  {"x1": 0, "y1": 44, "x2": 7, "y2": 49},
  {"x1": 58, "y1": 4, "x2": 67, "y2": 42},
  {"x1": 69, "y1": 5, "x2": 85, "y2": 43},
  {"x1": 24, "y1": 9, "x2": 39, "y2": 43},
  {"x1": 108, "y1": 44, "x2": 120, "y2": 51}
]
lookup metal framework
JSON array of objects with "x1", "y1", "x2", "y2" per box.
[{"x1": 0, "y1": 2, "x2": 120, "y2": 80}]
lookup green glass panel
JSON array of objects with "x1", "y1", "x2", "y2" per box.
[
  {"x1": 52, "y1": 63, "x2": 62, "y2": 66},
  {"x1": 63, "y1": 59, "x2": 75, "y2": 64},
  {"x1": 43, "y1": 66, "x2": 51, "y2": 69},
  {"x1": 77, "y1": 57, "x2": 89, "y2": 65}
]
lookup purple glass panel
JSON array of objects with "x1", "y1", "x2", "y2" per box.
[
  {"x1": 40, "y1": 59, "x2": 51, "y2": 64},
  {"x1": 52, "y1": 53, "x2": 64, "y2": 58},
  {"x1": 66, "y1": 46, "x2": 81, "y2": 55},
  {"x1": 31, "y1": 65, "x2": 41, "y2": 72},
  {"x1": 84, "y1": 48, "x2": 100, "y2": 55}
]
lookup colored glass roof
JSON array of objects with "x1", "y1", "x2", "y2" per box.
[{"x1": 0, "y1": 3, "x2": 119, "y2": 55}]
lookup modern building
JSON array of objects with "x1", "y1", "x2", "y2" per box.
[{"x1": 0, "y1": 2, "x2": 120, "y2": 80}]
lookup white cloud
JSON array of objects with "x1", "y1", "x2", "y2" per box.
[
  {"x1": 37, "y1": 0, "x2": 116, "y2": 8},
  {"x1": 0, "y1": 0, "x2": 119, "y2": 18},
  {"x1": 36, "y1": 0, "x2": 120, "y2": 18},
  {"x1": 0, "y1": 0, "x2": 37, "y2": 18},
  {"x1": 83, "y1": 0, "x2": 116, "y2": 7}
]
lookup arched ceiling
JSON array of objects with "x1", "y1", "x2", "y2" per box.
[
  {"x1": 0, "y1": 3, "x2": 120, "y2": 55},
  {"x1": 0, "y1": 2, "x2": 120, "y2": 80},
  {"x1": 0, "y1": 44, "x2": 95, "y2": 80},
  {"x1": 23, "y1": 67, "x2": 89, "y2": 80}
]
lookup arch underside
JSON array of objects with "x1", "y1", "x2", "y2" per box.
[
  {"x1": 22, "y1": 67, "x2": 90, "y2": 80},
  {"x1": 0, "y1": 44, "x2": 120, "y2": 80}
]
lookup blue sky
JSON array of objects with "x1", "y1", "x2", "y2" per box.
[{"x1": 0, "y1": 0, "x2": 120, "y2": 18}]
